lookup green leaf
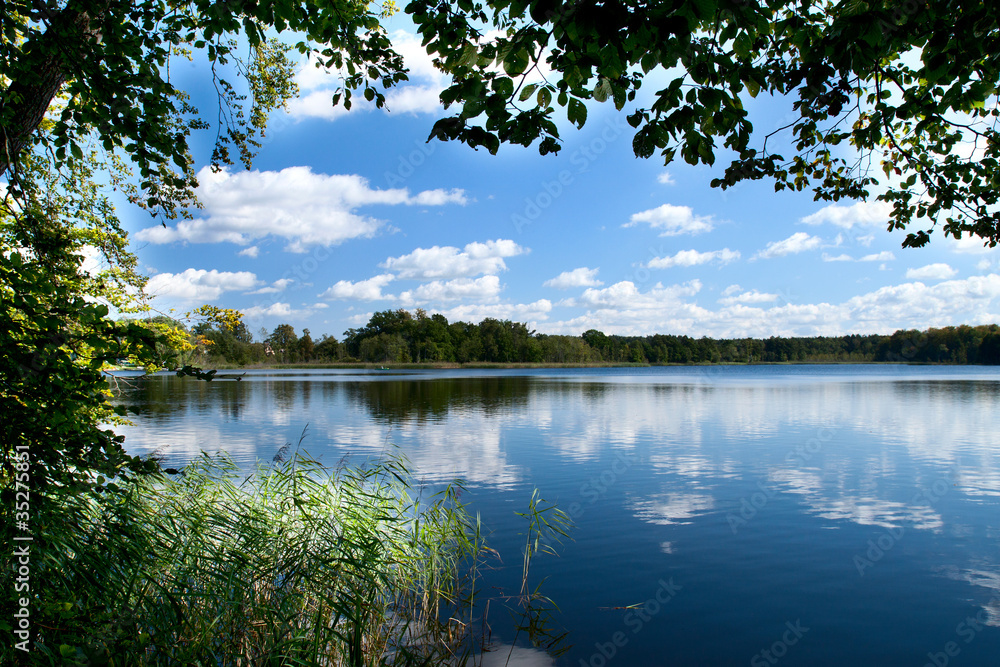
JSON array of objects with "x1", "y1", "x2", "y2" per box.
[
  {"x1": 593, "y1": 78, "x2": 611, "y2": 103},
  {"x1": 504, "y1": 49, "x2": 530, "y2": 76},
  {"x1": 537, "y1": 87, "x2": 552, "y2": 108},
  {"x1": 568, "y1": 98, "x2": 588, "y2": 128}
]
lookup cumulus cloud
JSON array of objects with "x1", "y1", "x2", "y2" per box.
[
  {"x1": 400, "y1": 276, "x2": 502, "y2": 304},
  {"x1": 76, "y1": 245, "x2": 104, "y2": 277},
  {"x1": 288, "y1": 31, "x2": 447, "y2": 121},
  {"x1": 906, "y1": 263, "x2": 958, "y2": 281},
  {"x1": 242, "y1": 302, "x2": 311, "y2": 319},
  {"x1": 657, "y1": 172, "x2": 676, "y2": 185},
  {"x1": 860, "y1": 251, "x2": 896, "y2": 262},
  {"x1": 624, "y1": 204, "x2": 714, "y2": 236},
  {"x1": 950, "y1": 233, "x2": 999, "y2": 254},
  {"x1": 144, "y1": 269, "x2": 260, "y2": 302},
  {"x1": 822, "y1": 253, "x2": 854, "y2": 262},
  {"x1": 436, "y1": 299, "x2": 554, "y2": 324},
  {"x1": 319, "y1": 274, "x2": 395, "y2": 300},
  {"x1": 540, "y1": 274, "x2": 1000, "y2": 338},
  {"x1": 248, "y1": 278, "x2": 294, "y2": 295},
  {"x1": 237, "y1": 246, "x2": 260, "y2": 258},
  {"x1": 753, "y1": 232, "x2": 823, "y2": 260},
  {"x1": 136, "y1": 166, "x2": 467, "y2": 252},
  {"x1": 563, "y1": 280, "x2": 703, "y2": 310},
  {"x1": 646, "y1": 248, "x2": 740, "y2": 269},
  {"x1": 718, "y1": 289, "x2": 780, "y2": 306},
  {"x1": 544, "y1": 267, "x2": 603, "y2": 289},
  {"x1": 381, "y1": 239, "x2": 525, "y2": 280},
  {"x1": 800, "y1": 201, "x2": 893, "y2": 228}
]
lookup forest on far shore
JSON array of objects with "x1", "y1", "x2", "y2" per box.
[{"x1": 158, "y1": 309, "x2": 1000, "y2": 367}]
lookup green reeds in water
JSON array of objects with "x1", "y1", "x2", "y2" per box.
[{"x1": 22, "y1": 450, "x2": 498, "y2": 666}]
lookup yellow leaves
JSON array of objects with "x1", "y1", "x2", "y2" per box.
[{"x1": 188, "y1": 304, "x2": 246, "y2": 333}]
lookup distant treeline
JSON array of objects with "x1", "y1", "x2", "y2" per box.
[{"x1": 182, "y1": 309, "x2": 1000, "y2": 366}]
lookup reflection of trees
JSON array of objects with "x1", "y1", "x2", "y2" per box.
[
  {"x1": 343, "y1": 377, "x2": 533, "y2": 424},
  {"x1": 110, "y1": 375, "x2": 249, "y2": 424},
  {"x1": 891, "y1": 380, "x2": 1000, "y2": 402}
]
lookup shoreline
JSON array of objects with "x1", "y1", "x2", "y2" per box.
[{"x1": 174, "y1": 359, "x2": 970, "y2": 371}]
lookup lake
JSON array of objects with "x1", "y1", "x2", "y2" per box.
[{"x1": 113, "y1": 364, "x2": 1000, "y2": 666}]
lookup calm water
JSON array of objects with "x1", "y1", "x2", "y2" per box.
[{"x1": 113, "y1": 365, "x2": 1000, "y2": 666}]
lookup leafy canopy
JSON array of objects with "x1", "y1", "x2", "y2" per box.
[
  {"x1": 409, "y1": 0, "x2": 1000, "y2": 248},
  {"x1": 5, "y1": 1, "x2": 1000, "y2": 247}
]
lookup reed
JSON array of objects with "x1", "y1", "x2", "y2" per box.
[{"x1": 20, "y1": 449, "x2": 497, "y2": 666}]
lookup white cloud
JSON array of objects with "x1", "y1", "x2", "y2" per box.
[
  {"x1": 721, "y1": 284, "x2": 742, "y2": 296},
  {"x1": 319, "y1": 274, "x2": 395, "y2": 301},
  {"x1": 76, "y1": 245, "x2": 104, "y2": 276},
  {"x1": 248, "y1": 278, "x2": 294, "y2": 295},
  {"x1": 624, "y1": 204, "x2": 714, "y2": 236},
  {"x1": 906, "y1": 263, "x2": 958, "y2": 281},
  {"x1": 136, "y1": 166, "x2": 467, "y2": 252},
  {"x1": 843, "y1": 275, "x2": 1000, "y2": 326},
  {"x1": 286, "y1": 89, "x2": 355, "y2": 122},
  {"x1": 400, "y1": 276, "x2": 502, "y2": 304},
  {"x1": 860, "y1": 251, "x2": 896, "y2": 262},
  {"x1": 381, "y1": 239, "x2": 525, "y2": 280},
  {"x1": 822, "y1": 253, "x2": 854, "y2": 262},
  {"x1": 237, "y1": 246, "x2": 260, "y2": 258},
  {"x1": 950, "y1": 233, "x2": 999, "y2": 254},
  {"x1": 541, "y1": 274, "x2": 1000, "y2": 338},
  {"x1": 753, "y1": 232, "x2": 823, "y2": 260},
  {"x1": 657, "y1": 172, "x2": 676, "y2": 185},
  {"x1": 718, "y1": 290, "x2": 779, "y2": 306},
  {"x1": 800, "y1": 201, "x2": 893, "y2": 228},
  {"x1": 144, "y1": 269, "x2": 260, "y2": 302},
  {"x1": 288, "y1": 31, "x2": 446, "y2": 121},
  {"x1": 544, "y1": 267, "x2": 603, "y2": 289},
  {"x1": 646, "y1": 248, "x2": 739, "y2": 269},
  {"x1": 437, "y1": 299, "x2": 553, "y2": 324},
  {"x1": 243, "y1": 302, "x2": 301, "y2": 319},
  {"x1": 563, "y1": 280, "x2": 703, "y2": 310}
]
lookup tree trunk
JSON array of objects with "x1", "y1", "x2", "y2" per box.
[{"x1": 0, "y1": 6, "x2": 103, "y2": 178}]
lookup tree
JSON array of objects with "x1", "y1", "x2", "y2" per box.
[
  {"x1": 267, "y1": 324, "x2": 299, "y2": 363},
  {"x1": 1, "y1": 0, "x2": 404, "y2": 217},
  {"x1": 410, "y1": 0, "x2": 1000, "y2": 248},
  {"x1": 7, "y1": 2, "x2": 1000, "y2": 249},
  {"x1": 298, "y1": 328, "x2": 316, "y2": 362}
]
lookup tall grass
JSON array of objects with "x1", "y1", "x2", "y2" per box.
[{"x1": 16, "y1": 448, "x2": 503, "y2": 666}]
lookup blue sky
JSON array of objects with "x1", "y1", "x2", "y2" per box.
[{"x1": 125, "y1": 20, "x2": 1000, "y2": 341}]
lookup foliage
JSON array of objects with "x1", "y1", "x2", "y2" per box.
[
  {"x1": 1, "y1": 449, "x2": 497, "y2": 665},
  {"x1": 0, "y1": 0, "x2": 404, "y2": 218},
  {"x1": 7, "y1": 1, "x2": 1000, "y2": 247},
  {"x1": 284, "y1": 310, "x2": 1000, "y2": 366},
  {"x1": 0, "y1": 236, "x2": 162, "y2": 505},
  {"x1": 410, "y1": 0, "x2": 1000, "y2": 247}
]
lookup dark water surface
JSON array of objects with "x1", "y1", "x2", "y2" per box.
[{"x1": 113, "y1": 365, "x2": 1000, "y2": 666}]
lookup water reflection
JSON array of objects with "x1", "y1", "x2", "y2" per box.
[{"x1": 112, "y1": 367, "x2": 1000, "y2": 665}]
